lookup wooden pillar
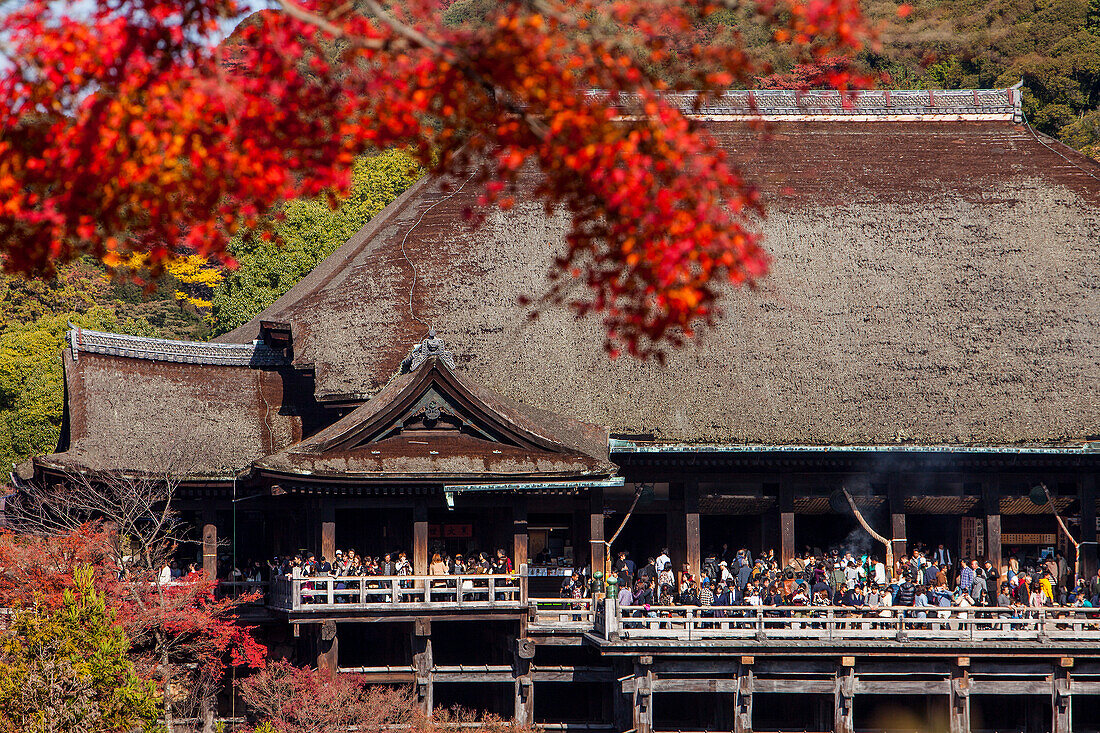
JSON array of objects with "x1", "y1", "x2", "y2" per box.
[
  {"x1": 316, "y1": 620, "x2": 338, "y2": 674},
  {"x1": 1080, "y1": 475, "x2": 1097, "y2": 582},
  {"x1": 949, "y1": 666, "x2": 970, "y2": 733},
  {"x1": 513, "y1": 636, "x2": 535, "y2": 725},
  {"x1": 685, "y1": 481, "x2": 701, "y2": 580},
  {"x1": 632, "y1": 656, "x2": 653, "y2": 733},
  {"x1": 414, "y1": 620, "x2": 433, "y2": 715},
  {"x1": 780, "y1": 513, "x2": 795, "y2": 567},
  {"x1": 888, "y1": 481, "x2": 907, "y2": 561},
  {"x1": 321, "y1": 505, "x2": 336, "y2": 565},
  {"x1": 202, "y1": 508, "x2": 217, "y2": 579},
  {"x1": 779, "y1": 478, "x2": 795, "y2": 566},
  {"x1": 983, "y1": 480, "x2": 1002, "y2": 580},
  {"x1": 590, "y1": 487, "x2": 605, "y2": 579},
  {"x1": 1053, "y1": 669, "x2": 1071, "y2": 733},
  {"x1": 513, "y1": 497, "x2": 529, "y2": 571},
  {"x1": 834, "y1": 667, "x2": 854, "y2": 733},
  {"x1": 734, "y1": 662, "x2": 753, "y2": 733},
  {"x1": 613, "y1": 660, "x2": 633, "y2": 732},
  {"x1": 413, "y1": 500, "x2": 429, "y2": 576}
]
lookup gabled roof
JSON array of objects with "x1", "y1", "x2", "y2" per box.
[{"x1": 252, "y1": 333, "x2": 614, "y2": 482}]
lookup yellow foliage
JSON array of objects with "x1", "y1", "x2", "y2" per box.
[{"x1": 114, "y1": 252, "x2": 224, "y2": 310}]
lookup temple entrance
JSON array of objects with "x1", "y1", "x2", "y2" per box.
[{"x1": 906, "y1": 514, "x2": 962, "y2": 564}]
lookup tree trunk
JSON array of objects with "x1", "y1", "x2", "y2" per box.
[{"x1": 158, "y1": 633, "x2": 175, "y2": 733}]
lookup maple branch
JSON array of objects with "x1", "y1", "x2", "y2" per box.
[
  {"x1": 275, "y1": 0, "x2": 385, "y2": 49},
  {"x1": 358, "y1": 0, "x2": 443, "y2": 53}
]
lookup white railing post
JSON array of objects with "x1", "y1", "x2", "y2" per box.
[
  {"x1": 391, "y1": 578, "x2": 400, "y2": 604},
  {"x1": 488, "y1": 577, "x2": 496, "y2": 605},
  {"x1": 604, "y1": 596, "x2": 618, "y2": 639}
]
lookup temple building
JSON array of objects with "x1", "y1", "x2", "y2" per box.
[{"x1": 29, "y1": 87, "x2": 1100, "y2": 733}]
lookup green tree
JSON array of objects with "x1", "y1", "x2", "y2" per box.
[
  {"x1": 0, "y1": 564, "x2": 161, "y2": 733},
  {"x1": 0, "y1": 308, "x2": 159, "y2": 470},
  {"x1": 208, "y1": 150, "x2": 423, "y2": 337}
]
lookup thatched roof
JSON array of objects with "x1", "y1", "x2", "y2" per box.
[
  {"x1": 36, "y1": 330, "x2": 302, "y2": 479},
  {"x1": 217, "y1": 115, "x2": 1100, "y2": 448}
]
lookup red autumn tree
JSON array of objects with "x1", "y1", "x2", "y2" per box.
[
  {"x1": 1, "y1": 0, "x2": 871, "y2": 356},
  {"x1": 3, "y1": 466, "x2": 268, "y2": 730},
  {"x1": 239, "y1": 660, "x2": 534, "y2": 733}
]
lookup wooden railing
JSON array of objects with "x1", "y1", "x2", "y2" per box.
[
  {"x1": 611, "y1": 604, "x2": 1100, "y2": 642},
  {"x1": 528, "y1": 597, "x2": 595, "y2": 628},
  {"x1": 269, "y1": 574, "x2": 525, "y2": 612}
]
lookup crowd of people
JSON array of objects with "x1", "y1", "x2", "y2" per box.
[
  {"x1": 226, "y1": 548, "x2": 515, "y2": 582},
  {"x1": 592, "y1": 544, "x2": 1100, "y2": 614}
]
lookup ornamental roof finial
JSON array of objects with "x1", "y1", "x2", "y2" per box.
[{"x1": 404, "y1": 327, "x2": 455, "y2": 372}]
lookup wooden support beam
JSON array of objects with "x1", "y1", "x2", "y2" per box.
[
  {"x1": 514, "y1": 674, "x2": 533, "y2": 724},
  {"x1": 202, "y1": 521, "x2": 217, "y2": 580},
  {"x1": 685, "y1": 481, "x2": 701, "y2": 581},
  {"x1": 949, "y1": 667, "x2": 970, "y2": 733},
  {"x1": 612, "y1": 661, "x2": 633, "y2": 733},
  {"x1": 966, "y1": 681, "x2": 1054, "y2": 695},
  {"x1": 321, "y1": 521, "x2": 336, "y2": 565},
  {"x1": 316, "y1": 620, "x2": 338, "y2": 675},
  {"x1": 413, "y1": 501, "x2": 429, "y2": 576},
  {"x1": 590, "y1": 487, "x2": 605, "y2": 580},
  {"x1": 854, "y1": 681, "x2": 950, "y2": 696},
  {"x1": 633, "y1": 658, "x2": 653, "y2": 733},
  {"x1": 513, "y1": 498, "x2": 529, "y2": 573},
  {"x1": 890, "y1": 513, "x2": 907, "y2": 560},
  {"x1": 734, "y1": 665, "x2": 753, "y2": 733},
  {"x1": 834, "y1": 668, "x2": 854, "y2": 733},
  {"x1": 780, "y1": 512, "x2": 795, "y2": 568},
  {"x1": 983, "y1": 480, "x2": 1002, "y2": 581},
  {"x1": 1053, "y1": 672, "x2": 1072, "y2": 733},
  {"x1": 414, "y1": 637, "x2": 434, "y2": 715},
  {"x1": 887, "y1": 480, "x2": 907, "y2": 562}
]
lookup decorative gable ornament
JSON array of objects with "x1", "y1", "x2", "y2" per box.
[{"x1": 403, "y1": 327, "x2": 455, "y2": 372}]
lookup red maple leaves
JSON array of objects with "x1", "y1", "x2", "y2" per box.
[{"x1": 1, "y1": 0, "x2": 871, "y2": 356}]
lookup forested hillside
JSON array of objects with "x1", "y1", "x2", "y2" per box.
[{"x1": 4, "y1": 0, "x2": 1099, "y2": 470}]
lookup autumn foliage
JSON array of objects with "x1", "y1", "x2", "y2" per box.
[
  {"x1": 1, "y1": 0, "x2": 872, "y2": 356},
  {"x1": 240, "y1": 661, "x2": 535, "y2": 733},
  {"x1": 0, "y1": 525, "x2": 265, "y2": 724}
]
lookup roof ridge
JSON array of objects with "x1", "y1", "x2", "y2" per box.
[
  {"x1": 68, "y1": 326, "x2": 286, "y2": 367},
  {"x1": 606, "y1": 85, "x2": 1025, "y2": 122}
]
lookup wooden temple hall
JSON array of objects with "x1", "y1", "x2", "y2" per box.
[{"x1": 26, "y1": 87, "x2": 1100, "y2": 732}]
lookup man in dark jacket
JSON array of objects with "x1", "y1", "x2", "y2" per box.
[{"x1": 894, "y1": 577, "x2": 917, "y2": 607}]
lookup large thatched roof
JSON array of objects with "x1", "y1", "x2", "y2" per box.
[
  {"x1": 37, "y1": 89, "x2": 1100, "y2": 480},
  {"x1": 218, "y1": 120, "x2": 1100, "y2": 448}
]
